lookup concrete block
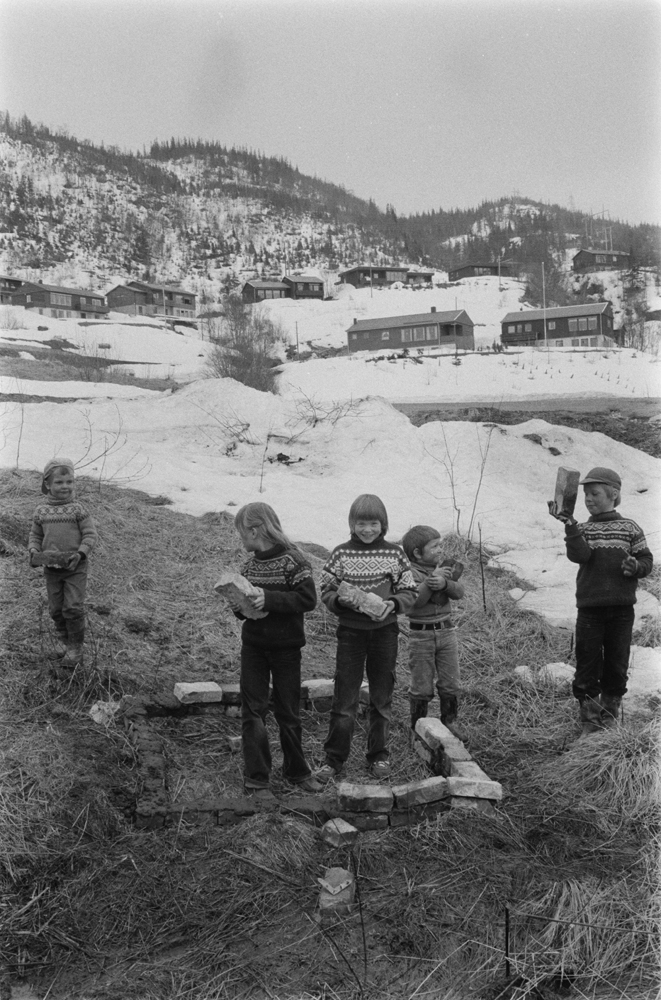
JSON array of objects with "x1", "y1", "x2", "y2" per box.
[
  {"x1": 303, "y1": 678, "x2": 335, "y2": 699},
  {"x1": 391, "y1": 777, "x2": 449, "y2": 809},
  {"x1": 220, "y1": 683, "x2": 241, "y2": 705},
  {"x1": 414, "y1": 741, "x2": 432, "y2": 765},
  {"x1": 446, "y1": 776, "x2": 502, "y2": 801},
  {"x1": 414, "y1": 717, "x2": 455, "y2": 749},
  {"x1": 320, "y1": 818, "x2": 359, "y2": 847},
  {"x1": 340, "y1": 811, "x2": 389, "y2": 831},
  {"x1": 318, "y1": 867, "x2": 355, "y2": 919},
  {"x1": 450, "y1": 761, "x2": 491, "y2": 781},
  {"x1": 174, "y1": 681, "x2": 223, "y2": 704},
  {"x1": 226, "y1": 735, "x2": 242, "y2": 753},
  {"x1": 441, "y1": 738, "x2": 472, "y2": 762},
  {"x1": 450, "y1": 797, "x2": 497, "y2": 816},
  {"x1": 390, "y1": 799, "x2": 450, "y2": 826},
  {"x1": 336, "y1": 782, "x2": 393, "y2": 813}
]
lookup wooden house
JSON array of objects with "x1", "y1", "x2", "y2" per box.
[
  {"x1": 572, "y1": 249, "x2": 631, "y2": 272},
  {"x1": 241, "y1": 279, "x2": 289, "y2": 303},
  {"x1": 406, "y1": 269, "x2": 435, "y2": 284},
  {"x1": 501, "y1": 303, "x2": 615, "y2": 348},
  {"x1": 281, "y1": 275, "x2": 324, "y2": 300},
  {"x1": 106, "y1": 281, "x2": 196, "y2": 318},
  {"x1": 11, "y1": 282, "x2": 108, "y2": 319},
  {"x1": 0, "y1": 275, "x2": 24, "y2": 304},
  {"x1": 347, "y1": 307, "x2": 474, "y2": 354},
  {"x1": 449, "y1": 262, "x2": 511, "y2": 282},
  {"x1": 338, "y1": 265, "x2": 410, "y2": 288}
]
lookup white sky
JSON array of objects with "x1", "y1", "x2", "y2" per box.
[{"x1": 0, "y1": 0, "x2": 660, "y2": 225}]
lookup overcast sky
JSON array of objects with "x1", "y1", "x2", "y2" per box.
[{"x1": 1, "y1": 0, "x2": 659, "y2": 225}]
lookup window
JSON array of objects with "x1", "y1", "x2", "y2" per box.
[
  {"x1": 578, "y1": 318, "x2": 587, "y2": 331},
  {"x1": 548, "y1": 321, "x2": 556, "y2": 330},
  {"x1": 508, "y1": 325, "x2": 515, "y2": 333},
  {"x1": 361, "y1": 331, "x2": 369, "y2": 339},
  {"x1": 580, "y1": 338, "x2": 588, "y2": 346},
  {"x1": 568, "y1": 319, "x2": 578, "y2": 332},
  {"x1": 80, "y1": 296, "x2": 86, "y2": 305},
  {"x1": 590, "y1": 338, "x2": 597, "y2": 346},
  {"x1": 138, "y1": 306, "x2": 143, "y2": 315},
  {"x1": 588, "y1": 317, "x2": 597, "y2": 330},
  {"x1": 26, "y1": 294, "x2": 31, "y2": 302},
  {"x1": 52, "y1": 293, "x2": 72, "y2": 307},
  {"x1": 611, "y1": 256, "x2": 617, "y2": 262},
  {"x1": 596, "y1": 255, "x2": 606, "y2": 263},
  {"x1": 92, "y1": 299, "x2": 101, "y2": 307},
  {"x1": 524, "y1": 323, "x2": 532, "y2": 332},
  {"x1": 516, "y1": 324, "x2": 523, "y2": 333},
  {"x1": 257, "y1": 290, "x2": 265, "y2": 300},
  {"x1": 381, "y1": 331, "x2": 390, "y2": 340},
  {"x1": 351, "y1": 333, "x2": 357, "y2": 340},
  {"x1": 571, "y1": 339, "x2": 579, "y2": 346},
  {"x1": 555, "y1": 339, "x2": 564, "y2": 346},
  {"x1": 401, "y1": 329, "x2": 412, "y2": 343},
  {"x1": 414, "y1": 328, "x2": 425, "y2": 341},
  {"x1": 296, "y1": 283, "x2": 305, "y2": 292}
]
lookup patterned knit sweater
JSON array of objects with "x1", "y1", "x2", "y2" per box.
[
  {"x1": 28, "y1": 497, "x2": 97, "y2": 560},
  {"x1": 321, "y1": 535, "x2": 417, "y2": 630},
  {"x1": 238, "y1": 543, "x2": 317, "y2": 648},
  {"x1": 565, "y1": 510, "x2": 653, "y2": 608}
]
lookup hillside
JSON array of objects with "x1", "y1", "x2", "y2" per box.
[{"x1": 1, "y1": 114, "x2": 659, "y2": 313}]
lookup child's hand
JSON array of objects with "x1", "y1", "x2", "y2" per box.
[
  {"x1": 622, "y1": 555, "x2": 638, "y2": 577},
  {"x1": 428, "y1": 568, "x2": 449, "y2": 590},
  {"x1": 248, "y1": 588, "x2": 265, "y2": 611},
  {"x1": 372, "y1": 600, "x2": 395, "y2": 621},
  {"x1": 28, "y1": 549, "x2": 38, "y2": 567},
  {"x1": 67, "y1": 552, "x2": 82, "y2": 571},
  {"x1": 547, "y1": 500, "x2": 576, "y2": 525}
]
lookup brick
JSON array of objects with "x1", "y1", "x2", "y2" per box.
[
  {"x1": 303, "y1": 678, "x2": 335, "y2": 700},
  {"x1": 414, "y1": 717, "x2": 454, "y2": 750},
  {"x1": 340, "y1": 811, "x2": 389, "y2": 831},
  {"x1": 450, "y1": 761, "x2": 491, "y2": 781},
  {"x1": 174, "y1": 681, "x2": 223, "y2": 704},
  {"x1": 390, "y1": 799, "x2": 450, "y2": 826},
  {"x1": 553, "y1": 467, "x2": 581, "y2": 519},
  {"x1": 446, "y1": 776, "x2": 502, "y2": 801},
  {"x1": 320, "y1": 818, "x2": 359, "y2": 847},
  {"x1": 450, "y1": 797, "x2": 496, "y2": 816},
  {"x1": 391, "y1": 777, "x2": 449, "y2": 809},
  {"x1": 336, "y1": 782, "x2": 393, "y2": 813},
  {"x1": 318, "y1": 867, "x2": 355, "y2": 917},
  {"x1": 220, "y1": 683, "x2": 241, "y2": 705},
  {"x1": 226, "y1": 735, "x2": 242, "y2": 753}
]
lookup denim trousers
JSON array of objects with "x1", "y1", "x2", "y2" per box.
[
  {"x1": 44, "y1": 564, "x2": 88, "y2": 641},
  {"x1": 408, "y1": 626, "x2": 460, "y2": 700},
  {"x1": 240, "y1": 643, "x2": 311, "y2": 788},
  {"x1": 573, "y1": 605, "x2": 635, "y2": 701},
  {"x1": 324, "y1": 622, "x2": 399, "y2": 769}
]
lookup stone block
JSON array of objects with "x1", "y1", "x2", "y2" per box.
[
  {"x1": 226, "y1": 735, "x2": 242, "y2": 753},
  {"x1": 220, "y1": 683, "x2": 241, "y2": 705},
  {"x1": 390, "y1": 799, "x2": 451, "y2": 827},
  {"x1": 450, "y1": 797, "x2": 497, "y2": 815},
  {"x1": 340, "y1": 811, "x2": 389, "y2": 831},
  {"x1": 318, "y1": 867, "x2": 355, "y2": 919},
  {"x1": 415, "y1": 717, "x2": 455, "y2": 750},
  {"x1": 444, "y1": 740, "x2": 472, "y2": 762},
  {"x1": 414, "y1": 741, "x2": 432, "y2": 765},
  {"x1": 303, "y1": 678, "x2": 335, "y2": 700},
  {"x1": 174, "y1": 681, "x2": 224, "y2": 704},
  {"x1": 280, "y1": 794, "x2": 337, "y2": 824},
  {"x1": 336, "y1": 782, "x2": 393, "y2": 813},
  {"x1": 320, "y1": 818, "x2": 359, "y2": 847},
  {"x1": 216, "y1": 797, "x2": 257, "y2": 817},
  {"x1": 391, "y1": 776, "x2": 449, "y2": 809},
  {"x1": 450, "y1": 761, "x2": 491, "y2": 781},
  {"x1": 446, "y1": 776, "x2": 502, "y2": 801}
]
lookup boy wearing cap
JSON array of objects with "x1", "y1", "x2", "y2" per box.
[
  {"x1": 28, "y1": 458, "x2": 97, "y2": 667},
  {"x1": 549, "y1": 467, "x2": 653, "y2": 736}
]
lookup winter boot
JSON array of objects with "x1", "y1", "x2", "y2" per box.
[
  {"x1": 600, "y1": 694, "x2": 622, "y2": 730},
  {"x1": 61, "y1": 623, "x2": 85, "y2": 669},
  {"x1": 410, "y1": 698, "x2": 429, "y2": 730},
  {"x1": 577, "y1": 696, "x2": 603, "y2": 738},
  {"x1": 48, "y1": 632, "x2": 69, "y2": 659},
  {"x1": 440, "y1": 695, "x2": 468, "y2": 743}
]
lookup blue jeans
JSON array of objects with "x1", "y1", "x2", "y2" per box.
[
  {"x1": 408, "y1": 626, "x2": 460, "y2": 700},
  {"x1": 573, "y1": 605, "x2": 634, "y2": 701},
  {"x1": 323, "y1": 623, "x2": 399, "y2": 769},
  {"x1": 240, "y1": 644, "x2": 311, "y2": 788}
]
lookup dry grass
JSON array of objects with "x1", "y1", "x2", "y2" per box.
[{"x1": 1, "y1": 469, "x2": 659, "y2": 999}]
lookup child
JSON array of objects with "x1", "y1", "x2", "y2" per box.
[
  {"x1": 549, "y1": 467, "x2": 653, "y2": 736},
  {"x1": 229, "y1": 502, "x2": 321, "y2": 798},
  {"x1": 317, "y1": 494, "x2": 417, "y2": 781},
  {"x1": 401, "y1": 526, "x2": 466, "y2": 738},
  {"x1": 28, "y1": 457, "x2": 97, "y2": 667}
]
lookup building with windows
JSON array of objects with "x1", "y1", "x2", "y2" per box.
[
  {"x1": 449, "y1": 262, "x2": 511, "y2": 282},
  {"x1": 281, "y1": 275, "x2": 324, "y2": 299},
  {"x1": 0, "y1": 275, "x2": 23, "y2": 304},
  {"x1": 572, "y1": 249, "x2": 631, "y2": 272},
  {"x1": 11, "y1": 283, "x2": 108, "y2": 319},
  {"x1": 347, "y1": 307, "x2": 474, "y2": 353},
  {"x1": 500, "y1": 303, "x2": 616, "y2": 348},
  {"x1": 338, "y1": 265, "x2": 411, "y2": 288},
  {"x1": 241, "y1": 279, "x2": 289, "y2": 303},
  {"x1": 106, "y1": 281, "x2": 196, "y2": 318}
]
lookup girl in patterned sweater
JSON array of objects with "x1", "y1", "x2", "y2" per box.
[
  {"x1": 317, "y1": 494, "x2": 417, "y2": 781},
  {"x1": 28, "y1": 457, "x2": 97, "y2": 667},
  {"x1": 549, "y1": 466, "x2": 653, "y2": 736},
  {"x1": 230, "y1": 502, "x2": 321, "y2": 799}
]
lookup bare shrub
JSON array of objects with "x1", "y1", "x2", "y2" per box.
[{"x1": 206, "y1": 296, "x2": 284, "y2": 393}]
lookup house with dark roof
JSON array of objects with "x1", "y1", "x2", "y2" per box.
[
  {"x1": 281, "y1": 275, "x2": 324, "y2": 300},
  {"x1": 11, "y1": 282, "x2": 108, "y2": 319},
  {"x1": 501, "y1": 303, "x2": 616, "y2": 348},
  {"x1": 106, "y1": 281, "x2": 196, "y2": 318},
  {"x1": 449, "y1": 262, "x2": 511, "y2": 282},
  {"x1": 347, "y1": 307, "x2": 474, "y2": 354},
  {"x1": 241, "y1": 279, "x2": 289, "y2": 304},
  {"x1": 572, "y1": 249, "x2": 631, "y2": 273},
  {"x1": 0, "y1": 274, "x2": 24, "y2": 304},
  {"x1": 338, "y1": 265, "x2": 410, "y2": 288}
]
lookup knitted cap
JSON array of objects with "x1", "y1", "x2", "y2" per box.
[
  {"x1": 579, "y1": 467, "x2": 621, "y2": 489},
  {"x1": 41, "y1": 457, "x2": 75, "y2": 494}
]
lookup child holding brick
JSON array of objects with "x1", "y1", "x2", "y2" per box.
[
  {"x1": 549, "y1": 466, "x2": 653, "y2": 736},
  {"x1": 28, "y1": 457, "x2": 97, "y2": 667},
  {"x1": 401, "y1": 525, "x2": 466, "y2": 738},
  {"x1": 317, "y1": 494, "x2": 417, "y2": 781}
]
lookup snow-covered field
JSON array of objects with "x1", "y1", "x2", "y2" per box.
[{"x1": 2, "y1": 291, "x2": 660, "y2": 698}]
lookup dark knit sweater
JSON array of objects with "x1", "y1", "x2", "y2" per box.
[
  {"x1": 237, "y1": 543, "x2": 316, "y2": 649},
  {"x1": 565, "y1": 510, "x2": 653, "y2": 608},
  {"x1": 408, "y1": 561, "x2": 465, "y2": 623},
  {"x1": 28, "y1": 497, "x2": 97, "y2": 559},
  {"x1": 320, "y1": 535, "x2": 417, "y2": 630}
]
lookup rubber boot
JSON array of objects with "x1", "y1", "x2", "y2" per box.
[
  {"x1": 440, "y1": 694, "x2": 468, "y2": 743},
  {"x1": 49, "y1": 631, "x2": 69, "y2": 659},
  {"x1": 577, "y1": 696, "x2": 603, "y2": 738},
  {"x1": 410, "y1": 698, "x2": 428, "y2": 731},
  {"x1": 61, "y1": 623, "x2": 85, "y2": 668},
  {"x1": 600, "y1": 694, "x2": 622, "y2": 730}
]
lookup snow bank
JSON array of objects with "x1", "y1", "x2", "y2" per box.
[{"x1": 0, "y1": 376, "x2": 161, "y2": 399}]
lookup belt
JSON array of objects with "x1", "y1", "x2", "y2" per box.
[{"x1": 410, "y1": 620, "x2": 454, "y2": 631}]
